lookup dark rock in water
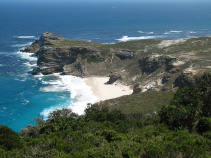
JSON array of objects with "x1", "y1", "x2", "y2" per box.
[
  {"x1": 116, "y1": 50, "x2": 135, "y2": 60},
  {"x1": 107, "y1": 73, "x2": 121, "y2": 84},
  {"x1": 132, "y1": 83, "x2": 142, "y2": 94},
  {"x1": 32, "y1": 66, "x2": 40, "y2": 75}
]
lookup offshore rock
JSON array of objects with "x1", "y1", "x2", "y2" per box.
[{"x1": 32, "y1": 66, "x2": 40, "y2": 75}]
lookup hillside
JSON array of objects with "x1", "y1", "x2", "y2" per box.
[
  {"x1": 22, "y1": 32, "x2": 211, "y2": 92},
  {"x1": 97, "y1": 91, "x2": 174, "y2": 121}
]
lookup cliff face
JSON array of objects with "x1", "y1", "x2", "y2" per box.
[
  {"x1": 21, "y1": 32, "x2": 105, "y2": 76},
  {"x1": 21, "y1": 32, "x2": 211, "y2": 91}
]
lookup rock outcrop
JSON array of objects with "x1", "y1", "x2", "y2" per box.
[
  {"x1": 35, "y1": 46, "x2": 104, "y2": 75},
  {"x1": 139, "y1": 55, "x2": 177, "y2": 75},
  {"x1": 21, "y1": 40, "x2": 40, "y2": 53},
  {"x1": 173, "y1": 71, "x2": 203, "y2": 89},
  {"x1": 107, "y1": 73, "x2": 122, "y2": 84},
  {"x1": 116, "y1": 50, "x2": 135, "y2": 60},
  {"x1": 22, "y1": 32, "x2": 105, "y2": 75},
  {"x1": 132, "y1": 83, "x2": 142, "y2": 94}
]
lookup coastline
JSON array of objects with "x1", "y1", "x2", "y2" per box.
[{"x1": 84, "y1": 77, "x2": 133, "y2": 103}]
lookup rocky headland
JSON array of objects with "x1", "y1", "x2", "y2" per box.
[{"x1": 21, "y1": 32, "x2": 211, "y2": 93}]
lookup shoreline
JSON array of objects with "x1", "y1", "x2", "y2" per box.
[{"x1": 84, "y1": 77, "x2": 133, "y2": 103}]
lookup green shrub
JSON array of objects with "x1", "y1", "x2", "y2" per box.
[
  {"x1": 20, "y1": 117, "x2": 45, "y2": 137},
  {"x1": 84, "y1": 104, "x2": 126, "y2": 123},
  {"x1": 159, "y1": 87, "x2": 203, "y2": 131},
  {"x1": 202, "y1": 131, "x2": 211, "y2": 140},
  {"x1": 197, "y1": 73, "x2": 211, "y2": 117},
  {"x1": 99, "y1": 130, "x2": 118, "y2": 143},
  {"x1": 0, "y1": 125, "x2": 23, "y2": 150},
  {"x1": 142, "y1": 141, "x2": 166, "y2": 158},
  {"x1": 197, "y1": 117, "x2": 211, "y2": 134},
  {"x1": 47, "y1": 108, "x2": 79, "y2": 123}
]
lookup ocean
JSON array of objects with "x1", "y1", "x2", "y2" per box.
[{"x1": 0, "y1": 0, "x2": 211, "y2": 132}]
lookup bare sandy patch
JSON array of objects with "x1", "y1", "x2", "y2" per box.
[
  {"x1": 85, "y1": 77, "x2": 133, "y2": 102},
  {"x1": 158, "y1": 39, "x2": 187, "y2": 48}
]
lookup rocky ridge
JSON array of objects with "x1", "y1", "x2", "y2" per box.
[{"x1": 21, "y1": 32, "x2": 211, "y2": 92}]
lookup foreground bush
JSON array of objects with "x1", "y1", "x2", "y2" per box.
[
  {"x1": 197, "y1": 117, "x2": 211, "y2": 134},
  {"x1": 0, "y1": 125, "x2": 23, "y2": 150},
  {"x1": 159, "y1": 73, "x2": 211, "y2": 132}
]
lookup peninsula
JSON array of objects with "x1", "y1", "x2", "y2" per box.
[{"x1": 21, "y1": 32, "x2": 211, "y2": 93}]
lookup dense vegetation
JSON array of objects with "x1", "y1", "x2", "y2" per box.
[
  {"x1": 0, "y1": 74, "x2": 210, "y2": 158},
  {"x1": 102, "y1": 91, "x2": 174, "y2": 121}
]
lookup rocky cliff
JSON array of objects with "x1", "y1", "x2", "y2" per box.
[{"x1": 21, "y1": 32, "x2": 211, "y2": 92}]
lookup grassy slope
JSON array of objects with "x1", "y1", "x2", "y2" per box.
[{"x1": 98, "y1": 91, "x2": 174, "y2": 120}]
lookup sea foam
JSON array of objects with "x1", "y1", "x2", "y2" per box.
[
  {"x1": 18, "y1": 51, "x2": 37, "y2": 61},
  {"x1": 116, "y1": 35, "x2": 165, "y2": 42},
  {"x1": 12, "y1": 42, "x2": 33, "y2": 48},
  {"x1": 170, "y1": 31, "x2": 183, "y2": 33},
  {"x1": 39, "y1": 74, "x2": 97, "y2": 117},
  {"x1": 14, "y1": 36, "x2": 36, "y2": 39}
]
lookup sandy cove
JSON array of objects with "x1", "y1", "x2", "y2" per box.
[{"x1": 84, "y1": 77, "x2": 133, "y2": 102}]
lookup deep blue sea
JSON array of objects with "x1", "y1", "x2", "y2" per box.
[{"x1": 0, "y1": 0, "x2": 211, "y2": 132}]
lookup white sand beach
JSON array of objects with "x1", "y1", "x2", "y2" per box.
[{"x1": 85, "y1": 77, "x2": 133, "y2": 102}]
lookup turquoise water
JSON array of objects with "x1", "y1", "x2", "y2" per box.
[{"x1": 0, "y1": 1, "x2": 211, "y2": 132}]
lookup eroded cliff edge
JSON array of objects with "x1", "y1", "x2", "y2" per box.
[{"x1": 21, "y1": 32, "x2": 211, "y2": 92}]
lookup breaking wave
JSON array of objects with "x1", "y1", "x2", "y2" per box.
[
  {"x1": 39, "y1": 74, "x2": 97, "y2": 117},
  {"x1": 116, "y1": 35, "x2": 165, "y2": 42},
  {"x1": 14, "y1": 36, "x2": 36, "y2": 39},
  {"x1": 17, "y1": 51, "x2": 37, "y2": 62},
  {"x1": 170, "y1": 31, "x2": 183, "y2": 33},
  {"x1": 12, "y1": 42, "x2": 33, "y2": 48}
]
